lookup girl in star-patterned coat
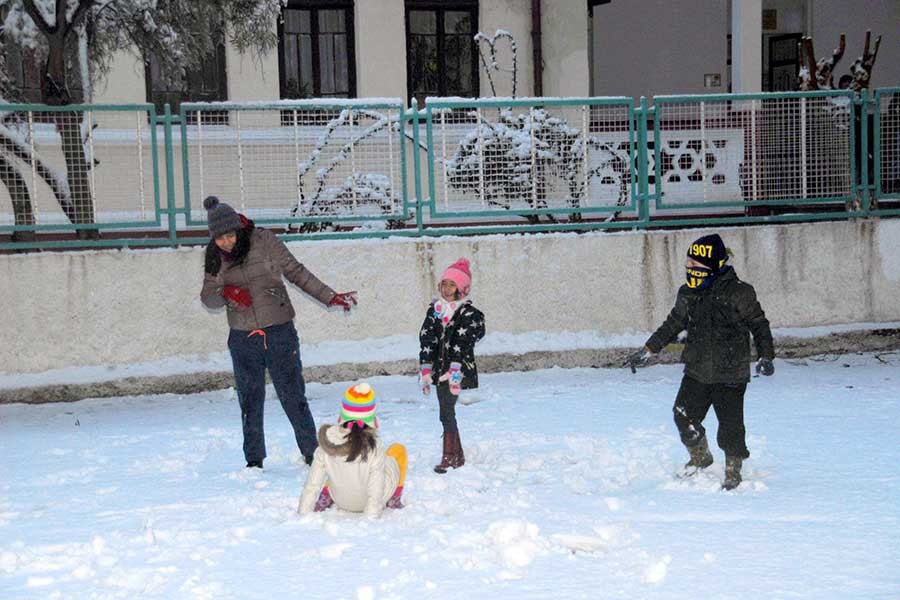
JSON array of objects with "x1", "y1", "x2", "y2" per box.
[{"x1": 418, "y1": 258, "x2": 486, "y2": 473}]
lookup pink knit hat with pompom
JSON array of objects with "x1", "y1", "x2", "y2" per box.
[{"x1": 440, "y1": 258, "x2": 472, "y2": 297}]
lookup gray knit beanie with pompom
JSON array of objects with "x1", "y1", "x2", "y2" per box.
[{"x1": 204, "y1": 196, "x2": 242, "y2": 238}]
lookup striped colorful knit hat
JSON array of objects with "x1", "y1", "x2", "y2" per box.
[{"x1": 339, "y1": 382, "x2": 378, "y2": 428}]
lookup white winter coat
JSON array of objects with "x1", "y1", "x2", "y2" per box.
[{"x1": 298, "y1": 424, "x2": 401, "y2": 518}]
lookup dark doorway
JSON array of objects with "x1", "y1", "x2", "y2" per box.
[{"x1": 767, "y1": 33, "x2": 802, "y2": 91}]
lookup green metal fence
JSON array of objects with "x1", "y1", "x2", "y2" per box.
[
  {"x1": 423, "y1": 96, "x2": 637, "y2": 225},
  {"x1": 0, "y1": 103, "x2": 161, "y2": 235},
  {"x1": 873, "y1": 87, "x2": 900, "y2": 216},
  {"x1": 1, "y1": 89, "x2": 897, "y2": 250}
]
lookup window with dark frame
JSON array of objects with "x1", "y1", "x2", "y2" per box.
[
  {"x1": 406, "y1": 1, "x2": 478, "y2": 106},
  {"x1": 144, "y1": 40, "x2": 228, "y2": 124},
  {"x1": 278, "y1": 1, "x2": 356, "y2": 125}
]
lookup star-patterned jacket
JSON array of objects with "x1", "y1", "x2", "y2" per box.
[{"x1": 419, "y1": 299, "x2": 486, "y2": 389}]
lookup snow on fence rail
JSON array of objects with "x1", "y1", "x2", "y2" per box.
[
  {"x1": 0, "y1": 104, "x2": 158, "y2": 231},
  {"x1": 424, "y1": 97, "x2": 636, "y2": 220},
  {"x1": 2, "y1": 91, "x2": 899, "y2": 248}
]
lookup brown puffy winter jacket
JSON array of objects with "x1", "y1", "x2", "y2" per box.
[{"x1": 200, "y1": 228, "x2": 336, "y2": 331}]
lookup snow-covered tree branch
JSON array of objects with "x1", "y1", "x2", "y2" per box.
[{"x1": 0, "y1": 0, "x2": 287, "y2": 239}]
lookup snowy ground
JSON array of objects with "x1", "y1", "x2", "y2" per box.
[{"x1": 1, "y1": 354, "x2": 898, "y2": 599}]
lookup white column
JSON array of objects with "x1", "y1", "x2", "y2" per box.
[
  {"x1": 731, "y1": 0, "x2": 762, "y2": 93},
  {"x1": 355, "y1": 0, "x2": 407, "y2": 99}
]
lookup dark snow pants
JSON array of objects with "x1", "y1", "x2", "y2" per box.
[
  {"x1": 673, "y1": 375, "x2": 750, "y2": 459},
  {"x1": 437, "y1": 382, "x2": 459, "y2": 434},
  {"x1": 228, "y1": 321, "x2": 318, "y2": 463}
]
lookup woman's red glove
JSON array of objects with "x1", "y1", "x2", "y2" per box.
[
  {"x1": 328, "y1": 291, "x2": 358, "y2": 312},
  {"x1": 223, "y1": 285, "x2": 252, "y2": 308}
]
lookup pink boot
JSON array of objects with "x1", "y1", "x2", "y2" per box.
[
  {"x1": 385, "y1": 486, "x2": 404, "y2": 509},
  {"x1": 314, "y1": 486, "x2": 334, "y2": 512}
]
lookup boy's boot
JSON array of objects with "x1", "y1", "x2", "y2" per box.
[
  {"x1": 722, "y1": 456, "x2": 743, "y2": 490},
  {"x1": 679, "y1": 437, "x2": 714, "y2": 477},
  {"x1": 450, "y1": 431, "x2": 465, "y2": 469},
  {"x1": 434, "y1": 433, "x2": 454, "y2": 474}
]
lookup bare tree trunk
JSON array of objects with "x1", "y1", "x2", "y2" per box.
[
  {"x1": 0, "y1": 133, "x2": 77, "y2": 220},
  {"x1": 56, "y1": 112, "x2": 96, "y2": 238},
  {"x1": 21, "y1": 0, "x2": 99, "y2": 240},
  {"x1": 47, "y1": 36, "x2": 97, "y2": 238},
  {"x1": 0, "y1": 153, "x2": 37, "y2": 243}
]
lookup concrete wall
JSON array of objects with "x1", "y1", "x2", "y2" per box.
[{"x1": 4, "y1": 219, "x2": 900, "y2": 375}]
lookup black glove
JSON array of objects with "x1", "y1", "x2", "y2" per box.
[
  {"x1": 756, "y1": 358, "x2": 774, "y2": 376},
  {"x1": 625, "y1": 349, "x2": 653, "y2": 374}
]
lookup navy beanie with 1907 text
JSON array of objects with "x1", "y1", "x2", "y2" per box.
[{"x1": 687, "y1": 233, "x2": 728, "y2": 271}]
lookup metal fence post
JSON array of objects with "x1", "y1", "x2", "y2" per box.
[
  {"x1": 162, "y1": 103, "x2": 178, "y2": 242},
  {"x1": 859, "y1": 88, "x2": 871, "y2": 213},
  {"x1": 636, "y1": 96, "x2": 651, "y2": 226},
  {"x1": 411, "y1": 98, "x2": 424, "y2": 234}
]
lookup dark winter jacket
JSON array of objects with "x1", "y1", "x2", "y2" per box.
[
  {"x1": 419, "y1": 300, "x2": 486, "y2": 389},
  {"x1": 645, "y1": 267, "x2": 774, "y2": 384},
  {"x1": 200, "y1": 228, "x2": 335, "y2": 331}
]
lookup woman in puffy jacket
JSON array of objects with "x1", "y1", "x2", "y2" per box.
[
  {"x1": 298, "y1": 383, "x2": 407, "y2": 518},
  {"x1": 200, "y1": 196, "x2": 357, "y2": 469}
]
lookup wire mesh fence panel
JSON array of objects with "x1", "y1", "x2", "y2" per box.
[
  {"x1": 877, "y1": 89, "x2": 900, "y2": 199},
  {"x1": 427, "y1": 99, "x2": 634, "y2": 219},
  {"x1": 181, "y1": 102, "x2": 406, "y2": 230},
  {"x1": 0, "y1": 106, "x2": 159, "y2": 230},
  {"x1": 654, "y1": 93, "x2": 853, "y2": 208}
]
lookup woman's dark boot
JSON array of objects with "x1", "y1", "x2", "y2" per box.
[
  {"x1": 722, "y1": 456, "x2": 743, "y2": 490},
  {"x1": 450, "y1": 431, "x2": 465, "y2": 469},
  {"x1": 434, "y1": 433, "x2": 454, "y2": 474}
]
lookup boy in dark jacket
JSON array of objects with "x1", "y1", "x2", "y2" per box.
[
  {"x1": 419, "y1": 258, "x2": 486, "y2": 474},
  {"x1": 627, "y1": 234, "x2": 775, "y2": 490}
]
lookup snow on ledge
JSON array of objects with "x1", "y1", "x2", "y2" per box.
[{"x1": 1, "y1": 322, "x2": 898, "y2": 391}]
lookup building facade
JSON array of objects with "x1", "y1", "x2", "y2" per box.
[
  {"x1": 92, "y1": 0, "x2": 590, "y2": 110},
  {"x1": 4, "y1": 1, "x2": 897, "y2": 108}
]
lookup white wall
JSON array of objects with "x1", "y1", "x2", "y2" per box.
[
  {"x1": 4, "y1": 220, "x2": 900, "y2": 375},
  {"x1": 355, "y1": 0, "x2": 407, "y2": 98},
  {"x1": 92, "y1": 0, "x2": 590, "y2": 105},
  {"x1": 732, "y1": 0, "x2": 763, "y2": 93},
  {"x1": 89, "y1": 0, "x2": 900, "y2": 108},
  {"x1": 93, "y1": 51, "x2": 147, "y2": 104},
  {"x1": 479, "y1": 0, "x2": 534, "y2": 97},
  {"x1": 542, "y1": 0, "x2": 590, "y2": 97},
  {"x1": 591, "y1": 0, "x2": 729, "y2": 98},
  {"x1": 226, "y1": 41, "x2": 280, "y2": 102}
]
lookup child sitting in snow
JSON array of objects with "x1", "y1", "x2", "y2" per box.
[
  {"x1": 418, "y1": 258, "x2": 486, "y2": 474},
  {"x1": 298, "y1": 382, "x2": 406, "y2": 517}
]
